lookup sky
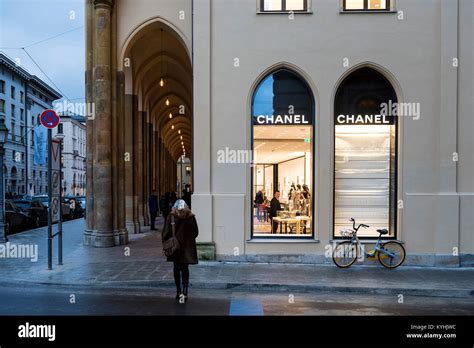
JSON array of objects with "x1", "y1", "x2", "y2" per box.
[{"x1": 0, "y1": 0, "x2": 85, "y2": 103}]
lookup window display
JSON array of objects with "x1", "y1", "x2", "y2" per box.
[
  {"x1": 334, "y1": 67, "x2": 397, "y2": 238},
  {"x1": 252, "y1": 69, "x2": 314, "y2": 238}
]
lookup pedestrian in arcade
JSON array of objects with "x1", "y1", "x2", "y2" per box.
[
  {"x1": 162, "y1": 199, "x2": 199, "y2": 304},
  {"x1": 149, "y1": 190, "x2": 159, "y2": 231},
  {"x1": 160, "y1": 192, "x2": 171, "y2": 228}
]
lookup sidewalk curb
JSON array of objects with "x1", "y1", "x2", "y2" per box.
[{"x1": 2, "y1": 279, "x2": 472, "y2": 298}]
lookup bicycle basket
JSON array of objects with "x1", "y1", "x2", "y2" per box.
[{"x1": 339, "y1": 228, "x2": 353, "y2": 238}]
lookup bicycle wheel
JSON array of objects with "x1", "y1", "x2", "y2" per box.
[
  {"x1": 378, "y1": 241, "x2": 406, "y2": 269},
  {"x1": 332, "y1": 241, "x2": 358, "y2": 268}
]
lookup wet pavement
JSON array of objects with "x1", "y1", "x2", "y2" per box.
[
  {"x1": 0, "y1": 218, "x2": 473, "y2": 301},
  {"x1": 0, "y1": 283, "x2": 473, "y2": 316}
]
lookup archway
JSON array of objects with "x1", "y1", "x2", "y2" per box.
[
  {"x1": 333, "y1": 66, "x2": 398, "y2": 238},
  {"x1": 121, "y1": 21, "x2": 193, "y2": 234},
  {"x1": 84, "y1": 3, "x2": 193, "y2": 247}
]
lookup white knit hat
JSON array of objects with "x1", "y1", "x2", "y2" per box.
[{"x1": 173, "y1": 199, "x2": 188, "y2": 210}]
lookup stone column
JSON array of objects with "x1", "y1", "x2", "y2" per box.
[
  {"x1": 154, "y1": 130, "x2": 160, "y2": 193},
  {"x1": 143, "y1": 118, "x2": 150, "y2": 226},
  {"x1": 124, "y1": 94, "x2": 139, "y2": 233},
  {"x1": 88, "y1": 0, "x2": 114, "y2": 247},
  {"x1": 135, "y1": 108, "x2": 145, "y2": 229},
  {"x1": 111, "y1": 4, "x2": 119, "y2": 238},
  {"x1": 159, "y1": 137, "x2": 164, "y2": 196},
  {"x1": 113, "y1": 2, "x2": 127, "y2": 244},
  {"x1": 84, "y1": 0, "x2": 95, "y2": 239},
  {"x1": 116, "y1": 70, "x2": 128, "y2": 244},
  {"x1": 145, "y1": 121, "x2": 153, "y2": 222}
]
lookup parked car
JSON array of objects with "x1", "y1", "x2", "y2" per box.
[
  {"x1": 12, "y1": 199, "x2": 49, "y2": 228},
  {"x1": 63, "y1": 196, "x2": 84, "y2": 219},
  {"x1": 76, "y1": 196, "x2": 86, "y2": 218},
  {"x1": 4, "y1": 200, "x2": 30, "y2": 235},
  {"x1": 33, "y1": 195, "x2": 73, "y2": 220},
  {"x1": 18, "y1": 194, "x2": 34, "y2": 201}
]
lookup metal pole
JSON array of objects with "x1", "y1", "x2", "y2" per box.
[
  {"x1": 24, "y1": 82, "x2": 28, "y2": 196},
  {"x1": 0, "y1": 146, "x2": 7, "y2": 243},
  {"x1": 47, "y1": 129, "x2": 52, "y2": 270},
  {"x1": 25, "y1": 123, "x2": 28, "y2": 195},
  {"x1": 58, "y1": 138, "x2": 63, "y2": 265}
]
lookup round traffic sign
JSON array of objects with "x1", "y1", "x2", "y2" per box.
[{"x1": 40, "y1": 109, "x2": 60, "y2": 129}]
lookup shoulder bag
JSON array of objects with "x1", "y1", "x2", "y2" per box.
[{"x1": 163, "y1": 215, "x2": 180, "y2": 257}]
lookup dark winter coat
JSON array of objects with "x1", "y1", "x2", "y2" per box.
[
  {"x1": 159, "y1": 197, "x2": 169, "y2": 216},
  {"x1": 149, "y1": 194, "x2": 158, "y2": 213},
  {"x1": 162, "y1": 207, "x2": 199, "y2": 264}
]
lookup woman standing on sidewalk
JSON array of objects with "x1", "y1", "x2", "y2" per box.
[{"x1": 162, "y1": 199, "x2": 199, "y2": 304}]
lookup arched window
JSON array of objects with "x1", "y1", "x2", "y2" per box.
[
  {"x1": 251, "y1": 69, "x2": 315, "y2": 238},
  {"x1": 334, "y1": 67, "x2": 398, "y2": 238}
]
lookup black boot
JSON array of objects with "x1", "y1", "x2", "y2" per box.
[
  {"x1": 175, "y1": 287, "x2": 181, "y2": 303},
  {"x1": 182, "y1": 284, "x2": 189, "y2": 303}
]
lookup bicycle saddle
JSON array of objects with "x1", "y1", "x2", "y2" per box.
[{"x1": 377, "y1": 229, "x2": 389, "y2": 235}]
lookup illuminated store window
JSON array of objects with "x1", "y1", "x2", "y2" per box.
[
  {"x1": 261, "y1": 0, "x2": 308, "y2": 12},
  {"x1": 343, "y1": 0, "x2": 390, "y2": 11},
  {"x1": 252, "y1": 69, "x2": 314, "y2": 238},
  {"x1": 334, "y1": 67, "x2": 397, "y2": 238}
]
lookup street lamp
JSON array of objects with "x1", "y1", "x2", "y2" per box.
[{"x1": 0, "y1": 119, "x2": 10, "y2": 243}]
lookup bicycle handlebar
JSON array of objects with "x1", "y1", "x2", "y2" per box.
[{"x1": 349, "y1": 218, "x2": 370, "y2": 230}]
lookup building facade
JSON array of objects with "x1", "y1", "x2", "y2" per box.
[
  {"x1": 56, "y1": 113, "x2": 87, "y2": 196},
  {"x1": 85, "y1": 0, "x2": 474, "y2": 267},
  {"x1": 0, "y1": 53, "x2": 62, "y2": 197}
]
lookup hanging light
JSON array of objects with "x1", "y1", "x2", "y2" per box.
[
  {"x1": 171, "y1": 124, "x2": 175, "y2": 130},
  {"x1": 169, "y1": 113, "x2": 173, "y2": 119},
  {"x1": 180, "y1": 135, "x2": 183, "y2": 140},
  {"x1": 165, "y1": 97, "x2": 170, "y2": 106},
  {"x1": 178, "y1": 130, "x2": 181, "y2": 134},
  {"x1": 160, "y1": 29, "x2": 165, "y2": 88}
]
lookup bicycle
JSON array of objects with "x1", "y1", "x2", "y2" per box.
[{"x1": 332, "y1": 218, "x2": 406, "y2": 269}]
